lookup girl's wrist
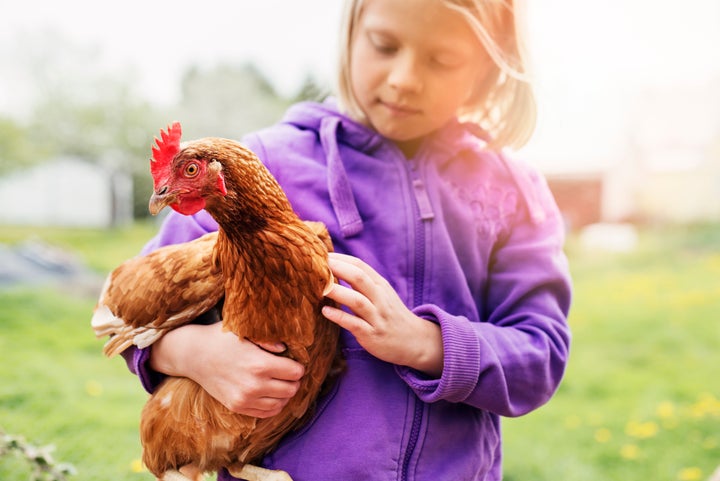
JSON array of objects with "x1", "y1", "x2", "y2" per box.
[
  {"x1": 149, "y1": 324, "x2": 200, "y2": 377},
  {"x1": 405, "y1": 317, "x2": 444, "y2": 377}
]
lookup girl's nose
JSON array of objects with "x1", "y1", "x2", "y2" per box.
[{"x1": 387, "y1": 54, "x2": 423, "y2": 93}]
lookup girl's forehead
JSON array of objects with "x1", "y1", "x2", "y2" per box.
[{"x1": 359, "y1": 0, "x2": 479, "y2": 50}]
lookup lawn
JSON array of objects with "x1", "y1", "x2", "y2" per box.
[
  {"x1": 504, "y1": 223, "x2": 720, "y2": 481},
  {"x1": 1, "y1": 222, "x2": 718, "y2": 480},
  {"x1": 1, "y1": 222, "x2": 158, "y2": 481}
]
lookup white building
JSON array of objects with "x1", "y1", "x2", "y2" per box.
[{"x1": 0, "y1": 157, "x2": 133, "y2": 228}]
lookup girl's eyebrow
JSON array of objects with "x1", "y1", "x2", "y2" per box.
[
  {"x1": 366, "y1": 27, "x2": 473, "y2": 56},
  {"x1": 366, "y1": 27, "x2": 394, "y2": 40},
  {"x1": 361, "y1": 12, "x2": 479, "y2": 59},
  {"x1": 362, "y1": 19, "x2": 396, "y2": 37}
]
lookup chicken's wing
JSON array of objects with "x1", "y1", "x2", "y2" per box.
[{"x1": 91, "y1": 232, "x2": 224, "y2": 357}]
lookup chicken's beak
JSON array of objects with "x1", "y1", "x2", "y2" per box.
[{"x1": 148, "y1": 188, "x2": 175, "y2": 216}]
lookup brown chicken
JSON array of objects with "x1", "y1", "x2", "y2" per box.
[{"x1": 91, "y1": 122, "x2": 342, "y2": 481}]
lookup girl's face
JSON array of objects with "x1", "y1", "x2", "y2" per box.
[{"x1": 350, "y1": 0, "x2": 488, "y2": 157}]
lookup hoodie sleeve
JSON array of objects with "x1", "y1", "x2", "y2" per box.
[
  {"x1": 397, "y1": 166, "x2": 572, "y2": 417},
  {"x1": 140, "y1": 210, "x2": 219, "y2": 255},
  {"x1": 122, "y1": 209, "x2": 219, "y2": 393}
]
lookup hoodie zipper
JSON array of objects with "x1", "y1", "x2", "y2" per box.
[
  {"x1": 401, "y1": 396, "x2": 423, "y2": 481},
  {"x1": 400, "y1": 156, "x2": 434, "y2": 481},
  {"x1": 406, "y1": 157, "x2": 434, "y2": 305}
]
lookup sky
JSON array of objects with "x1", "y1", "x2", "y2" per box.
[
  {"x1": 0, "y1": 1, "x2": 344, "y2": 102},
  {"x1": 1, "y1": 0, "x2": 719, "y2": 172}
]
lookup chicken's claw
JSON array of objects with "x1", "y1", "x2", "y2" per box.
[
  {"x1": 227, "y1": 464, "x2": 294, "y2": 481},
  {"x1": 158, "y1": 468, "x2": 202, "y2": 481}
]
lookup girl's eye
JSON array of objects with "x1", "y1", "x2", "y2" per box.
[
  {"x1": 368, "y1": 33, "x2": 397, "y2": 55},
  {"x1": 184, "y1": 162, "x2": 200, "y2": 177},
  {"x1": 375, "y1": 43, "x2": 396, "y2": 55},
  {"x1": 431, "y1": 54, "x2": 463, "y2": 69}
]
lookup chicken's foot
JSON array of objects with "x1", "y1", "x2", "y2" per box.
[
  {"x1": 159, "y1": 464, "x2": 292, "y2": 481},
  {"x1": 228, "y1": 464, "x2": 293, "y2": 481},
  {"x1": 159, "y1": 465, "x2": 203, "y2": 481}
]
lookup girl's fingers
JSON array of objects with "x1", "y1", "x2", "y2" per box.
[
  {"x1": 322, "y1": 304, "x2": 366, "y2": 333},
  {"x1": 324, "y1": 282, "x2": 371, "y2": 316},
  {"x1": 327, "y1": 253, "x2": 385, "y2": 300},
  {"x1": 328, "y1": 252, "x2": 382, "y2": 282},
  {"x1": 258, "y1": 378, "x2": 302, "y2": 400},
  {"x1": 252, "y1": 340, "x2": 288, "y2": 354}
]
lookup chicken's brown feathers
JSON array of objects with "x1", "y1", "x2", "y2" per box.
[
  {"x1": 95, "y1": 130, "x2": 343, "y2": 478},
  {"x1": 91, "y1": 232, "x2": 224, "y2": 357}
]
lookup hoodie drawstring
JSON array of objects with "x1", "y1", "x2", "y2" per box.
[{"x1": 320, "y1": 116, "x2": 364, "y2": 238}]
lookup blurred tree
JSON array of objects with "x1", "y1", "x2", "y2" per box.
[
  {"x1": 0, "y1": 117, "x2": 49, "y2": 174},
  {"x1": 1, "y1": 31, "x2": 320, "y2": 219},
  {"x1": 293, "y1": 73, "x2": 331, "y2": 103},
  {"x1": 27, "y1": 81, "x2": 164, "y2": 218},
  {"x1": 2, "y1": 31, "x2": 166, "y2": 217},
  {"x1": 172, "y1": 63, "x2": 292, "y2": 140},
  {"x1": 29, "y1": 81, "x2": 162, "y2": 163}
]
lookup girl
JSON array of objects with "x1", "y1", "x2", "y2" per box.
[{"x1": 127, "y1": 0, "x2": 572, "y2": 479}]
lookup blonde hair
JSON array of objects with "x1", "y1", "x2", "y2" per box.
[{"x1": 336, "y1": 0, "x2": 536, "y2": 150}]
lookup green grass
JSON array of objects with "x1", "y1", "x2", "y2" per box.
[
  {"x1": 0, "y1": 289, "x2": 148, "y2": 480},
  {"x1": 0, "y1": 221, "x2": 160, "y2": 273},
  {"x1": 0, "y1": 223, "x2": 156, "y2": 480},
  {"x1": 504, "y1": 224, "x2": 720, "y2": 481},
  {"x1": 1, "y1": 222, "x2": 719, "y2": 480}
]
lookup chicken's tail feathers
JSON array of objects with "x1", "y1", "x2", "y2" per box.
[
  {"x1": 91, "y1": 304, "x2": 163, "y2": 357},
  {"x1": 101, "y1": 334, "x2": 133, "y2": 358},
  {"x1": 91, "y1": 304, "x2": 125, "y2": 344}
]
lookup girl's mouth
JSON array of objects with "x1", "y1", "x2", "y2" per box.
[{"x1": 380, "y1": 100, "x2": 421, "y2": 116}]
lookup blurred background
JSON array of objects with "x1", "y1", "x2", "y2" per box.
[{"x1": 1, "y1": 1, "x2": 718, "y2": 480}]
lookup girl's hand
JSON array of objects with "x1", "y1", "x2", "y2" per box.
[
  {"x1": 149, "y1": 322, "x2": 305, "y2": 418},
  {"x1": 323, "y1": 253, "x2": 444, "y2": 377}
]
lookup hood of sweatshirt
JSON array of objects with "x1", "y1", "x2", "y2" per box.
[{"x1": 276, "y1": 99, "x2": 545, "y2": 237}]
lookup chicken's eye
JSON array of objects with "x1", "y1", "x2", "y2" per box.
[{"x1": 184, "y1": 162, "x2": 200, "y2": 178}]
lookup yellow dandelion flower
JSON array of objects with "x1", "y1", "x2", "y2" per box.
[
  {"x1": 594, "y1": 428, "x2": 612, "y2": 443},
  {"x1": 130, "y1": 459, "x2": 146, "y2": 473},
  {"x1": 619, "y1": 444, "x2": 640, "y2": 460},
  {"x1": 656, "y1": 401, "x2": 675, "y2": 419},
  {"x1": 85, "y1": 380, "x2": 103, "y2": 397},
  {"x1": 677, "y1": 467, "x2": 703, "y2": 481},
  {"x1": 691, "y1": 393, "x2": 720, "y2": 418},
  {"x1": 708, "y1": 254, "x2": 720, "y2": 271},
  {"x1": 625, "y1": 420, "x2": 659, "y2": 439}
]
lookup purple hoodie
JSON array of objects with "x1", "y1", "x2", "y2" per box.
[{"x1": 128, "y1": 100, "x2": 571, "y2": 481}]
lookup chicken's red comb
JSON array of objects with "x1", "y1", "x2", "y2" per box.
[{"x1": 150, "y1": 122, "x2": 182, "y2": 184}]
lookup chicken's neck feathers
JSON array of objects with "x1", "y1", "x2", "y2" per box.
[
  {"x1": 213, "y1": 218, "x2": 329, "y2": 349},
  {"x1": 191, "y1": 140, "x2": 330, "y2": 348}
]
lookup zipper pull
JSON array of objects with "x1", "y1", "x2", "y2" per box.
[
  {"x1": 412, "y1": 178, "x2": 435, "y2": 221},
  {"x1": 407, "y1": 159, "x2": 435, "y2": 221}
]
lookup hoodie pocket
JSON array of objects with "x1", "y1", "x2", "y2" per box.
[{"x1": 263, "y1": 351, "x2": 411, "y2": 481}]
